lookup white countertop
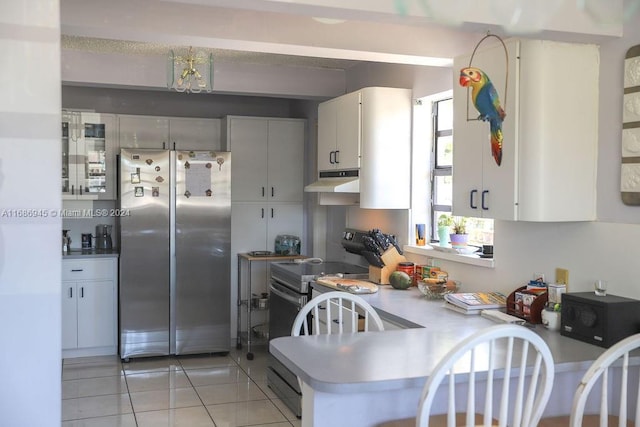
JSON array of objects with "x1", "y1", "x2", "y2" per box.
[
  {"x1": 62, "y1": 249, "x2": 119, "y2": 259},
  {"x1": 271, "y1": 284, "x2": 610, "y2": 394}
]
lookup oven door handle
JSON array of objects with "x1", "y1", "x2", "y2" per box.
[{"x1": 269, "y1": 281, "x2": 305, "y2": 306}]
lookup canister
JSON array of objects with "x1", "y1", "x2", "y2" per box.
[
  {"x1": 81, "y1": 233, "x2": 92, "y2": 249},
  {"x1": 396, "y1": 262, "x2": 416, "y2": 286}
]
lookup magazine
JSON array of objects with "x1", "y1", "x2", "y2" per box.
[
  {"x1": 444, "y1": 291, "x2": 507, "y2": 311},
  {"x1": 443, "y1": 301, "x2": 482, "y2": 315}
]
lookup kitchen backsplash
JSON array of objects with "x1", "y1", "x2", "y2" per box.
[{"x1": 62, "y1": 200, "x2": 119, "y2": 250}]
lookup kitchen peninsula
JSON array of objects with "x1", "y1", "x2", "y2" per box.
[{"x1": 270, "y1": 286, "x2": 618, "y2": 427}]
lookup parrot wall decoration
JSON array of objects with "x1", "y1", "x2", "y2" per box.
[{"x1": 459, "y1": 67, "x2": 506, "y2": 166}]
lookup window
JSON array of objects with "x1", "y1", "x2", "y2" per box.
[
  {"x1": 430, "y1": 97, "x2": 453, "y2": 239},
  {"x1": 429, "y1": 97, "x2": 494, "y2": 247}
]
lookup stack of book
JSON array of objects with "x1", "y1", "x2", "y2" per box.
[{"x1": 444, "y1": 291, "x2": 507, "y2": 315}]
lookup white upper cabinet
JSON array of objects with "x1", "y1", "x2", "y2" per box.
[
  {"x1": 313, "y1": 87, "x2": 412, "y2": 209},
  {"x1": 118, "y1": 115, "x2": 222, "y2": 151},
  {"x1": 168, "y1": 117, "x2": 221, "y2": 151},
  {"x1": 452, "y1": 39, "x2": 599, "y2": 221},
  {"x1": 318, "y1": 91, "x2": 362, "y2": 172},
  {"x1": 224, "y1": 116, "x2": 305, "y2": 203},
  {"x1": 62, "y1": 111, "x2": 117, "y2": 200},
  {"x1": 359, "y1": 87, "x2": 412, "y2": 209},
  {"x1": 118, "y1": 115, "x2": 170, "y2": 149},
  {"x1": 267, "y1": 119, "x2": 306, "y2": 202}
]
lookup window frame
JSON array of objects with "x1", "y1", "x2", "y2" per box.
[{"x1": 430, "y1": 97, "x2": 453, "y2": 242}]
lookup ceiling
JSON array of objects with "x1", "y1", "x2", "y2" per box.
[{"x1": 59, "y1": 0, "x2": 629, "y2": 97}]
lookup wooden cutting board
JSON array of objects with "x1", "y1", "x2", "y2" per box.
[{"x1": 315, "y1": 276, "x2": 379, "y2": 294}]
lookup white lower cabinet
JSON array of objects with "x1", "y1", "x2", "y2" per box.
[
  {"x1": 61, "y1": 258, "x2": 118, "y2": 358},
  {"x1": 231, "y1": 202, "x2": 303, "y2": 302}
]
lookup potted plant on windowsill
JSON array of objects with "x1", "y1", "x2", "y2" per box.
[
  {"x1": 437, "y1": 214, "x2": 453, "y2": 244},
  {"x1": 449, "y1": 216, "x2": 469, "y2": 248}
]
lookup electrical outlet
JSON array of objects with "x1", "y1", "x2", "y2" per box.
[{"x1": 555, "y1": 268, "x2": 569, "y2": 290}]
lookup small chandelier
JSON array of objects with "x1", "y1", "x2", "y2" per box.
[{"x1": 167, "y1": 47, "x2": 213, "y2": 93}]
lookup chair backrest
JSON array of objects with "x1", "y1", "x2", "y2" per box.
[
  {"x1": 570, "y1": 333, "x2": 640, "y2": 427},
  {"x1": 291, "y1": 291, "x2": 384, "y2": 336},
  {"x1": 417, "y1": 324, "x2": 555, "y2": 427}
]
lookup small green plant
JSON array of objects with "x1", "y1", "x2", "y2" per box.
[
  {"x1": 451, "y1": 216, "x2": 467, "y2": 234},
  {"x1": 437, "y1": 214, "x2": 453, "y2": 228}
]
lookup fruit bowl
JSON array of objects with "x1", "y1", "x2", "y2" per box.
[{"x1": 417, "y1": 280, "x2": 460, "y2": 299}]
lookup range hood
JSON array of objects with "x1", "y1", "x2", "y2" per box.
[{"x1": 304, "y1": 170, "x2": 359, "y2": 193}]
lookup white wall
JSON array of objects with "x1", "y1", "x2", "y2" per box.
[{"x1": 0, "y1": 1, "x2": 62, "y2": 425}]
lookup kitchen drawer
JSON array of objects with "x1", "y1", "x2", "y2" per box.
[{"x1": 62, "y1": 259, "x2": 116, "y2": 281}]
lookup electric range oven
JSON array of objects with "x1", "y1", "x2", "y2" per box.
[{"x1": 267, "y1": 260, "x2": 368, "y2": 417}]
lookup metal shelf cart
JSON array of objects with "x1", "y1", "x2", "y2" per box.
[{"x1": 236, "y1": 252, "x2": 306, "y2": 360}]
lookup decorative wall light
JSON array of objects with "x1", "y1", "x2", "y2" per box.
[{"x1": 167, "y1": 47, "x2": 213, "y2": 93}]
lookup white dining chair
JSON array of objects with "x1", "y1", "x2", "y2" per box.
[
  {"x1": 540, "y1": 333, "x2": 640, "y2": 427},
  {"x1": 380, "y1": 324, "x2": 555, "y2": 427},
  {"x1": 291, "y1": 291, "x2": 384, "y2": 336}
]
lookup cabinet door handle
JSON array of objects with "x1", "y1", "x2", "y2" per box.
[
  {"x1": 334, "y1": 150, "x2": 340, "y2": 164},
  {"x1": 80, "y1": 287, "x2": 84, "y2": 298},
  {"x1": 71, "y1": 185, "x2": 75, "y2": 195},
  {"x1": 271, "y1": 187, "x2": 274, "y2": 198},
  {"x1": 79, "y1": 186, "x2": 83, "y2": 195},
  {"x1": 162, "y1": 141, "x2": 166, "y2": 150},
  {"x1": 71, "y1": 269, "x2": 83, "y2": 272},
  {"x1": 482, "y1": 190, "x2": 489, "y2": 210},
  {"x1": 329, "y1": 151, "x2": 335, "y2": 164},
  {"x1": 271, "y1": 208, "x2": 274, "y2": 218},
  {"x1": 69, "y1": 287, "x2": 73, "y2": 298},
  {"x1": 261, "y1": 208, "x2": 264, "y2": 218},
  {"x1": 470, "y1": 190, "x2": 478, "y2": 209},
  {"x1": 262, "y1": 187, "x2": 265, "y2": 198}
]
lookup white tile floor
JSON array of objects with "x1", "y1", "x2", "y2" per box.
[{"x1": 62, "y1": 346, "x2": 301, "y2": 427}]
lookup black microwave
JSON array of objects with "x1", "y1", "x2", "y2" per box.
[{"x1": 561, "y1": 292, "x2": 640, "y2": 348}]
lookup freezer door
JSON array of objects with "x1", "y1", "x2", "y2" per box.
[
  {"x1": 175, "y1": 151, "x2": 231, "y2": 354},
  {"x1": 119, "y1": 149, "x2": 171, "y2": 359}
]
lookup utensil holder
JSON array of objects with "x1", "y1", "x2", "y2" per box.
[{"x1": 368, "y1": 247, "x2": 407, "y2": 285}]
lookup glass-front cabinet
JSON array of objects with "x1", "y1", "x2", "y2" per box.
[{"x1": 62, "y1": 111, "x2": 117, "y2": 200}]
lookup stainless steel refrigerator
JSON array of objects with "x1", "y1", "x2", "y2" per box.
[{"x1": 119, "y1": 148, "x2": 231, "y2": 360}]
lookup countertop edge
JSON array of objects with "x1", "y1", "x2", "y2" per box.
[{"x1": 62, "y1": 250, "x2": 120, "y2": 259}]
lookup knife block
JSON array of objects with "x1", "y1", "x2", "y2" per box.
[{"x1": 369, "y1": 247, "x2": 407, "y2": 285}]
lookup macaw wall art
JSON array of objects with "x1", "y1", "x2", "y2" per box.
[{"x1": 459, "y1": 67, "x2": 505, "y2": 166}]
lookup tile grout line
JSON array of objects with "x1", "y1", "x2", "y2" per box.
[
  {"x1": 63, "y1": 350, "x2": 295, "y2": 426},
  {"x1": 234, "y1": 348, "x2": 297, "y2": 427},
  {"x1": 178, "y1": 355, "x2": 220, "y2": 426},
  {"x1": 121, "y1": 359, "x2": 140, "y2": 427}
]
